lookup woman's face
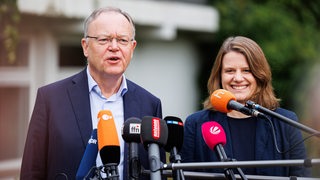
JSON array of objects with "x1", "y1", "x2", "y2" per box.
[{"x1": 221, "y1": 51, "x2": 257, "y2": 104}]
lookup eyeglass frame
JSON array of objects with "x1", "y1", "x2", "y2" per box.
[{"x1": 85, "y1": 35, "x2": 134, "y2": 46}]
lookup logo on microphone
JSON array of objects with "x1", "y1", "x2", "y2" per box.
[
  {"x1": 88, "y1": 137, "x2": 97, "y2": 144},
  {"x1": 212, "y1": 89, "x2": 226, "y2": 99},
  {"x1": 101, "y1": 114, "x2": 112, "y2": 121},
  {"x1": 152, "y1": 118, "x2": 160, "y2": 140},
  {"x1": 129, "y1": 123, "x2": 141, "y2": 134},
  {"x1": 209, "y1": 126, "x2": 221, "y2": 135}
]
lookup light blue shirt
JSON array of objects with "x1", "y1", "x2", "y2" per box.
[{"x1": 87, "y1": 67, "x2": 128, "y2": 180}]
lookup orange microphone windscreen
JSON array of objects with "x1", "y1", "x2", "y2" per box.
[
  {"x1": 97, "y1": 110, "x2": 120, "y2": 151},
  {"x1": 210, "y1": 89, "x2": 236, "y2": 113}
]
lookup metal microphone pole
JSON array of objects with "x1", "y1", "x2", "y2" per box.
[
  {"x1": 162, "y1": 159, "x2": 320, "y2": 170},
  {"x1": 170, "y1": 170, "x2": 320, "y2": 180},
  {"x1": 246, "y1": 100, "x2": 320, "y2": 138},
  {"x1": 148, "y1": 143, "x2": 162, "y2": 180},
  {"x1": 216, "y1": 144, "x2": 237, "y2": 180},
  {"x1": 154, "y1": 170, "x2": 320, "y2": 180},
  {"x1": 170, "y1": 147, "x2": 185, "y2": 180},
  {"x1": 129, "y1": 143, "x2": 140, "y2": 179},
  {"x1": 86, "y1": 163, "x2": 119, "y2": 180}
]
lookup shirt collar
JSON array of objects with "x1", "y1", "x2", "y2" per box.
[{"x1": 87, "y1": 66, "x2": 128, "y2": 98}]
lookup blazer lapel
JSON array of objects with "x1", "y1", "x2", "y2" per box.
[
  {"x1": 122, "y1": 80, "x2": 141, "y2": 180},
  {"x1": 123, "y1": 80, "x2": 141, "y2": 121},
  {"x1": 255, "y1": 116, "x2": 273, "y2": 160},
  {"x1": 67, "y1": 69, "x2": 92, "y2": 146},
  {"x1": 214, "y1": 113, "x2": 234, "y2": 158}
]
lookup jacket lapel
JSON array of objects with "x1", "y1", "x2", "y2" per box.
[
  {"x1": 67, "y1": 69, "x2": 92, "y2": 146},
  {"x1": 123, "y1": 80, "x2": 141, "y2": 121},
  {"x1": 214, "y1": 113, "x2": 234, "y2": 158},
  {"x1": 122, "y1": 80, "x2": 140, "y2": 180},
  {"x1": 255, "y1": 116, "x2": 273, "y2": 160}
]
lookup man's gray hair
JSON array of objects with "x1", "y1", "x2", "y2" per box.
[{"x1": 83, "y1": 7, "x2": 136, "y2": 39}]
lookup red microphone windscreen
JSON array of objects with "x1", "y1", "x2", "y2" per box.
[
  {"x1": 201, "y1": 121, "x2": 226, "y2": 150},
  {"x1": 97, "y1": 110, "x2": 120, "y2": 165},
  {"x1": 210, "y1": 89, "x2": 236, "y2": 113},
  {"x1": 140, "y1": 116, "x2": 168, "y2": 148}
]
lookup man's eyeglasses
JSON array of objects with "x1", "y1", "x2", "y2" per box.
[{"x1": 86, "y1": 35, "x2": 134, "y2": 46}]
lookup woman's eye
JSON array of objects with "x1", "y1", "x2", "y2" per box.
[{"x1": 225, "y1": 69, "x2": 234, "y2": 73}]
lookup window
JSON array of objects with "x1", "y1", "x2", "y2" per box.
[{"x1": 59, "y1": 45, "x2": 86, "y2": 67}]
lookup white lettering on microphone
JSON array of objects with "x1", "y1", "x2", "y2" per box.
[
  {"x1": 213, "y1": 89, "x2": 226, "y2": 99},
  {"x1": 88, "y1": 138, "x2": 97, "y2": 144},
  {"x1": 129, "y1": 123, "x2": 141, "y2": 134},
  {"x1": 152, "y1": 118, "x2": 160, "y2": 140}
]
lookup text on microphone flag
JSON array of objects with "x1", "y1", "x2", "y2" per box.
[
  {"x1": 152, "y1": 117, "x2": 161, "y2": 140},
  {"x1": 129, "y1": 123, "x2": 141, "y2": 134}
]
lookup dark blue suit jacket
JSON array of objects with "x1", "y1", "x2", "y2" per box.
[
  {"x1": 20, "y1": 68, "x2": 163, "y2": 179},
  {"x1": 180, "y1": 108, "x2": 310, "y2": 177}
]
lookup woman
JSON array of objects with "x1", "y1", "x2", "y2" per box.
[{"x1": 180, "y1": 36, "x2": 310, "y2": 177}]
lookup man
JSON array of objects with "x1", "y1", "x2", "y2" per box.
[{"x1": 21, "y1": 7, "x2": 163, "y2": 179}]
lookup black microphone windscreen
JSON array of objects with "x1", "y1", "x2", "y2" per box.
[
  {"x1": 122, "y1": 117, "x2": 141, "y2": 143},
  {"x1": 100, "y1": 146, "x2": 120, "y2": 165},
  {"x1": 163, "y1": 116, "x2": 184, "y2": 152},
  {"x1": 140, "y1": 116, "x2": 168, "y2": 149}
]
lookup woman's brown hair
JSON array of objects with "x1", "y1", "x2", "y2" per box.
[{"x1": 203, "y1": 36, "x2": 280, "y2": 110}]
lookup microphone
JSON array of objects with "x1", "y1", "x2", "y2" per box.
[
  {"x1": 76, "y1": 129, "x2": 98, "y2": 180},
  {"x1": 164, "y1": 116, "x2": 185, "y2": 180},
  {"x1": 201, "y1": 121, "x2": 236, "y2": 180},
  {"x1": 140, "y1": 116, "x2": 168, "y2": 180},
  {"x1": 121, "y1": 117, "x2": 142, "y2": 179},
  {"x1": 202, "y1": 121, "x2": 248, "y2": 180},
  {"x1": 210, "y1": 89, "x2": 265, "y2": 118},
  {"x1": 97, "y1": 110, "x2": 120, "y2": 180},
  {"x1": 164, "y1": 116, "x2": 184, "y2": 153}
]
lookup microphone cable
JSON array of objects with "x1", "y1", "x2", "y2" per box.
[{"x1": 261, "y1": 114, "x2": 320, "y2": 154}]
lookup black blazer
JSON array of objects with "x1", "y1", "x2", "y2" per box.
[
  {"x1": 180, "y1": 109, "x2": 310, "y2": 177},
  {"x1": 20, "y1": 68, "x2": 163, "y2": 179}
]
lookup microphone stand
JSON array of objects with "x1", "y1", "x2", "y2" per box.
[
  {"x1": 246, "y1": 100, "x2": 320, "y2": 138},
  {"x1": 148, "y1": 143, "x2": 162, "y2": 180},
  {"x1": 102, "y1": 163, "x2": 119, "y2": 180},
  {"x1": 129, "y1": 143, "x2": 141, "y2": 179},
  {"x1": 162, "y1": 158, "x2": 320, "y2": 170},
  {"x1": 85, "y1": 163, "x2": 119, "y2": 180},
  {"x1": 170, "y1": 147, "x2": 185, "y2": 180},
  {"x1": 216, "y1": 144, "x2": 246, "y2": 180},
  {"x1": 160, "y1": 170, "x2": 320, "y2": 180}
]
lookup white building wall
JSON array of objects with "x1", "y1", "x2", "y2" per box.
[
  {"x1": 0, "y1": 0, "x2": 219, "y2": 177},
  {"x1": 127, "y1": 38, "x2": 199, "y2": 120}
]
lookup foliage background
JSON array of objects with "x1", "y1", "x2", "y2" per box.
[
  {"x1": 197, "y1": 0, "x2": 320, "y2": 177},
  {"x1": 1, "y1": 0, "x2": 319, "y2": 177}
]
